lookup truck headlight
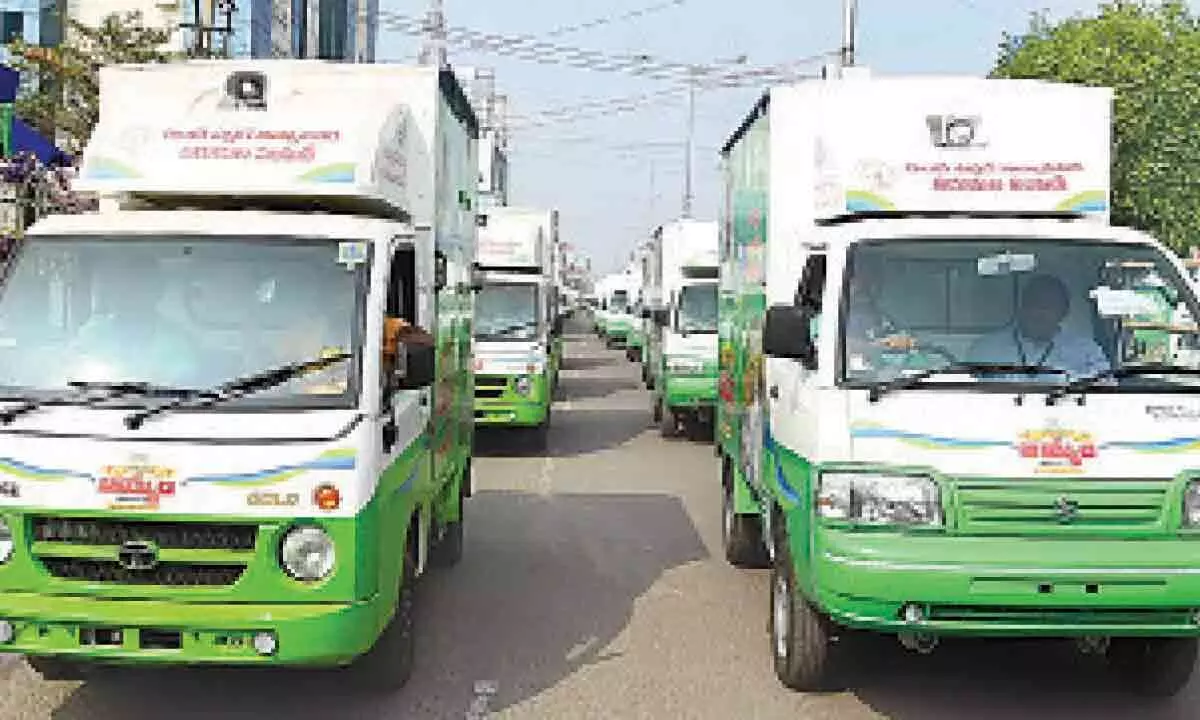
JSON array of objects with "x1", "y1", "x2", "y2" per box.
[
  {"x1": 0, "y1": 517, "x2": 11, "y2": 564},
  {"x1": 817, "y1": 472, "x2": 942, "y2": 527},
  {"x1": 1183, "y1": 481, "x2": 1200, "y2": 526},
  {"x1": 280, "y1": 526, "x2": 335, "y2": 581},
  {"x1": 666, "y1": 357, "x2": 705, "y2": 375},
  {"x1": 514, "y1": 376, "x2": 533, "y2": 396}
]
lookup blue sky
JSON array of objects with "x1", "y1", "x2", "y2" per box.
[{"x1": 375, "y1": 1, "x2": 1126, "y2": 275}]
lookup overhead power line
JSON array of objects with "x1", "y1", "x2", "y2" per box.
[
  {"x1": 543, "y1": 0, "x2": 689, "y2": 38},
  {"x1": 380, "y1": 11, "x2": 836, "y2": 89}
]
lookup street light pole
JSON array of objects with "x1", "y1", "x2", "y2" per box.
[{"x1": 682, "y1": 66, "x2": 696, "y2": 218}]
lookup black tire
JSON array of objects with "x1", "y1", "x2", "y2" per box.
[
  {"x1": 658, "y1": 399, "x2": 676, "y2": 438},
  {"x1": 26, "y1": 656, "x2": 88, "y2": 681},
  {"x1": 721, "y1": 458, "x2": 768, "y2": 568},
  {"x1": 1107, "y1": 637, "x2": 1198, "y2": 697},
  {"x1": 348, "y1": 549, "x2": 417, "y2": 693},
  {"x1": 770, "y1": 541, "x2": 844, "y2": 692},
  {"x1": 431, "y1": 469, "x2": 466, "y2": 568},
  {"x1": 651, "y1": 394, "x2": 662, "y2": 423}
]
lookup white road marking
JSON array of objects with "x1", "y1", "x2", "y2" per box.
[{"x1": 466, "y1": 679, "x2": 497, "y2": 719}]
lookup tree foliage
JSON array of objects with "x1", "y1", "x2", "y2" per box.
[
  {"x1": 6, "y1": 11, "x2": 176, "y2": 155},
  {"x1": 992, "y1": 0, "x2": 1200, "y2": 253}
]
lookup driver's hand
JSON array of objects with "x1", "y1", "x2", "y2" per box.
[{"x1": 876, "y1": 334, "x2": 916, "y2": 351}]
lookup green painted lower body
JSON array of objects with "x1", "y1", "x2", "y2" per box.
[
  {"x1": 473, "y1": 373, "x2": 550, "y2": 427},
  {"x1": 0, "y1": 439, "x2": 444, "y2": 667},
  {"x1": 663, "y1": 373, "x2": 717, "y2": 415},
  {"x1": 809, "y1": 528, "x2": 1200, "y2": 637},
  {"x1": 0, "y1": 589, "x2": 387, "y2": 666},
  {"x1": 761, "y1": 442, "x2": 1200, "y2": 638}
]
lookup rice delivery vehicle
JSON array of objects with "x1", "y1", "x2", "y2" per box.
[
  {"x1": 0, "y1": 59, "x2": 478, "y2": 689},
  {"x1": 718, "y1": 66, "x2": 1200, "y2": 697}
]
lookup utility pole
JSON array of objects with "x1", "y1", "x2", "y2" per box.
[
  {"x1": 682, "y1": 66, "x2": 696, "y2": 218},
  {"x1": 419, "y1": 0, "x2": 447, "y2": 68},
  {"x1": 840, "y1": 0, "x2": 857, "y2": 67}
]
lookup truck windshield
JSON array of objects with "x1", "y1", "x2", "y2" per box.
[
  {"x1": 840, "y1": 238, "x2": 1200, "y2": 391},
  {"x1": 678, "y1": 283, "x2": 717, "y2": 334},
  {"x1": 475, "y1": 282, "x2": 539, "y2": 340},
  {"x1": 0, "y1": 235, "x2": 363, "y2": 405},
  {"x1": 610, "y1": 290, "x2": 629, "y2": 313}
]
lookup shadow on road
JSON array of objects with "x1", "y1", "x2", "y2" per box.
[
  {"x1": 556, "y1": 374, "x2": 642, "y2": 401},
  {"x1": 850, "y1": 637, "x2": 1199, "y2": 719},
  {"x1": 49, "y1": 491, "x2": 709, "y2": 720},
  {"x1": 473, "y1": 406, "x2": 650, "y2": 459}
]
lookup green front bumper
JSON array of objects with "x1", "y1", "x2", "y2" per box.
[
  {"x1": 808, "y1": 528, "x2": 1200, "y2": 637},
  {"x1": 664, "y1": 373, "x2": 717, "y2": 409},
  {"x1": 0, "y1": 590, "x2": 383, "y2": 666},
  {"x1": 474, "y1": 373, "x2": 549, "y2": 427}
]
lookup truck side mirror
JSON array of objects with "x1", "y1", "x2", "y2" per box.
[
  {"x1": 434, "y1": 252, "x2": 448, "y2": 291},
  {"x1": 763, "y1": 304, "x2": 817, "y2": 370},
  {"x1": 552, "y1": 315, "x2": 564, "y2": 335},
  {"x1": 640, "y1": 307, "x2": 651, "y2": 319},
  {"x1": 468, "y1": 264, "x2": 484, "y2": 292},
  {"x1": 653, "y1": 308, "x2": 669, "y2": 326},
  {"x1": 395, "y1": 343, "x2": 436, "y2": 389}
]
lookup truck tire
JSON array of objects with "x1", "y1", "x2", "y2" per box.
[
  {"x1": 1107, "y1": 637, "x2": 1198, "y2": 697},
  {"x1": 722, "y1": 458, "x2": 768, "y2": 568},
  {"x1": 651, "y1": 394, "x2": 662, "y2": 423},
  {"x1": 26, "y1": 656, "x2": 88, "y2": 681},
  {"x1": 350, "y1": 546, "x2": 417, "y2": 692},
  {"x1": 770, "y1": 540, "x2": 843, "y2": 692},
  {"x1": 658, "y1": 399, "x2": 676, "y2": 438},
  {"x1": 431, "y1": 469, "x2": 466, "y2": 568}
]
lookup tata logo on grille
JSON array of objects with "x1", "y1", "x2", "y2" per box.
[
  {"x1": 1054, "y1": 496, "x2": 1081, "y2": 524},
  {"x1": 117, "y1": 540, "x2": 159, "y2": 571}
]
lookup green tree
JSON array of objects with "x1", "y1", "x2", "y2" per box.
[
  {"x1": 6, "y1": 11, "x2": 176, "y2": 155},
  {"x1": 992, "y1": 0, "x2": 1200, "y2": 253}
]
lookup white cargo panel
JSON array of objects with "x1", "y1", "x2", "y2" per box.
[
  {"x1": 767, "y1": 75, "x2": 1112, "y2": 221},
  {"x1": 77, "y1": 60, "x2": 478, "y2": 232},
  {"x1": 478, "y1": 213, "x2": 543, "y2": 269}
]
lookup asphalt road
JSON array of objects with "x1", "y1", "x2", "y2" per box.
[{"x1": 3, "y1": 318, "x2": 1200, "y2": 719}]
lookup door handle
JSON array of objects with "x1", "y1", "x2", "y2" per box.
[{"x1": 769, "y1": 385, "x2": 779, "y2": 399}]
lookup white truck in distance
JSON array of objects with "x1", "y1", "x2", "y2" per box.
[
  {"x1": 0, "y1": 60, "x2": 478, "y2": 688},
  {"x1": 645, "y1": 219, "x2": 720, "y2": 437},
  {"x1": 472, "y1": 206, "x2": 562, "y2": 441}
]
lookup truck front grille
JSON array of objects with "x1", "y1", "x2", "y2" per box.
[
  {"x1": 955, "y1": 478, "x2": 1170, "y2": 535},
  {"x1": 29, "y1": 516, "x2": 257, "y2": 588}
]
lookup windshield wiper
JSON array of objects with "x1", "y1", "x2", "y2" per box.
[
  {"x1": 867, "y1": 362, "x2": 1067, "y2": 402},
  {"x1": 122, "y1": 352, "x2": 352, "y2": 430},
  {"x1": 0, "y1": 380, "x2": 191, "y2": 424},
  {"x1": 1048, "y1": 363, "x2": 1200, "y2": 404}
]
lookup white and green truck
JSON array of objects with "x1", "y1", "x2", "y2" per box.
[
  {"x1": 0, "y1": 59, "x2": 478, "y2": 688},
  {"x1": 473, "y1": 207, "x2": 561, "y2": 443},
  {"x1": 598, "y1": 272, "x2": 635, "y2": 347},
  {"x1": 647, "y1": 219, "x2": 720, "y2": 438}
]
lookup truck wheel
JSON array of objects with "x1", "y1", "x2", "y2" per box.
[
  {"x1": 1107, "y1": 637, "x2": 1198, "y2": 697},
  {"x1": 350, "y1": 547, "x2": 417, "y2": 692},
  {"x1": 431, "y1": 471, "x2": 466, "y2": 568},
  {"x1": 770, "y1": 541, "x2": 843, "y2": 691},
  {"x1": 658, "y1": 400, "x2": 676, "y2": 438},
  {"x1": 722, "y1": 458, "x2": 768, "y2": 568},
  {"x1": 651, "y1": 394, "x2": 662, "y2": 423},
  {"x1": 26, "y1": 656, "x2": 88, "y2": 681}
]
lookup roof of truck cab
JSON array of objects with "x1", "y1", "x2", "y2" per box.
[{"x1": 27, "y1": 209, "x2": 409, "y2": 239}]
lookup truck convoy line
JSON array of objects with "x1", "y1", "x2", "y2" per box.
[{"x1": 2, "y1": 57, "x2": 1200, "y2": 703}]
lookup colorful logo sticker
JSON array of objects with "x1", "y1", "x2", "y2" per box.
[
  {"x1": 1017, "y1": 428, "x2": 1097, "y2": 473},
  {"x1": 96, "y1": 458, "x2": 177, "y2": 510},
  {"x1": 0, "y1": 480, "x2": 17, "y2": 499}
]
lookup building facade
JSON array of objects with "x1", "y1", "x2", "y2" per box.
[{"x1": 0, "y1": 0, "x2": 371, "y2": 60}]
